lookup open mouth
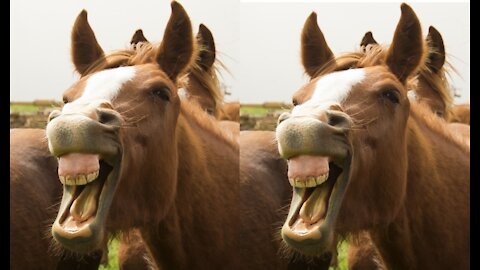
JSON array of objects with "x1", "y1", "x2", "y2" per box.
[
  {"x1": 52, "y1": 153, "x2": 118, "y2": 253},
  {"x1": 281, "y1": 154, "x2": 349, "y2": 255},
  {"x1": 287, "y1": 156, "x2": 342, "y2": 233}
]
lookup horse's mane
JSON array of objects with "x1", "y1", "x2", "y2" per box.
[
  {"x1": 311, "y1": 44, "x2": 389, "y2": 78},
  {"x1": 81, "y1": 42, "x2": 226, "y2": 117}
]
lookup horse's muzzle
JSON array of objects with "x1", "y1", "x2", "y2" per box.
[
  {"x1": 275, "y1": 112, "x2": 352, "y2": 162},
  {"x1": 46, "y1": 109, "x2": 121, "y2": 160}
]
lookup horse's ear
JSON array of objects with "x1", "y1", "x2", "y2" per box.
[
  {"x1": 196, "y1": 24, "x2": 216, "y2": 71},
  {"x1": 426, "y1": 26, "x2": 445, "y2": 73},
  {"x1": 71, "y1": 10, "x2": 105, "y2": 76},
  {"x1": 301, "y1": 12, "x2": 334, "y2": 78},
  {"x1": 155, "y1": 1, "x2": 195, "y2": 81},
  {"x1": 386, "y1": 3, "x2": 425, "y2": 83},
  {"x1": 130, "y1": 29, "x2": 149, "y2": 46},
  {"x1": 360, "y1": 31, "x2": 378, "y2": 47}
]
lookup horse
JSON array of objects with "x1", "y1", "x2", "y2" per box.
[
  {"x1": 10, "y1": 10, "x2": 240, "y2": 269},
  {"x1": 117, "y1": 23, "x2": 238, "y2": 269},
  {"x1": 43, "y1": 2, "x2": 293, "y2": 269},
  {"x1": 348, "y1": 25, "x2": 470, "y2": 269},
  {"x1": 275, "y1": 3, "x2": 469, "y2": 269},
  {"x1": 10, "y1": 128, "x2": 103, "y2": 269}
]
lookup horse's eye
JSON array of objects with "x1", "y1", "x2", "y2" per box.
[
  {"x1": 152, "y1": 87, "x2": 171, "y2": 102},
  {"x1": 381, "y1": 89, "x2": 400, "y2": 104},
  {"x1": 435, "y1": 111, "x2": 444, "y2": 118},
  {"x1": 205, "y1": 108, "x2": 214, "y2": 115}
]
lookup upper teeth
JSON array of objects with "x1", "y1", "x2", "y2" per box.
[
  {"x1": 289, "y1": 173, "x2": 329, "y2": 188},
  {"x1": 59, "y1": 171, "x2": 99, "y2": 186}
]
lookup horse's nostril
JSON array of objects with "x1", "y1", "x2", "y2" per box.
[
  {"x1": 48, "y1": 110, "x2": 62, "y2": 122},
  {"x1": 327, "y1": 111, "x2": 351, "y2": 128},
  {"x1": 97, "y1": 109, "x2": 120, "y2": 125},
  {"x1": 278, "y1": 112, "x2": 291, "y2": 125}
]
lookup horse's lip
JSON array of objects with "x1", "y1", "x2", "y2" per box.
[
  {"x1": 281, "y1": 155, "x2": 351, "y2": 255},
  {"x1": 52, "y1": 155, "x2": 121, "y2": 253}
]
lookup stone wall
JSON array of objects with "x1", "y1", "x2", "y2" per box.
[
  {"x1": 10, "y1": 109, "x2": 55, "y2": 129},
  {"x1": 240, "y1": 112, "x2": 282, "y2": 131}
]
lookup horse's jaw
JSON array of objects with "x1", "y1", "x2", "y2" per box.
[
  {"x1": 51, "y1": 155, "x2": 120, "y2": 254},
  {"x1": 275, "y1": 117, "x2": 353, "y2": 256},
  {"x1": 280, "y1": 156, "x2": 351, "y2": 256},
  {"x1": 45, "y1": 110, "x2": 124, "y2": 253}
]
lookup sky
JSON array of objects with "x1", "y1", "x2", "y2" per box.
[{"x1": 11, "y1": 0, "x2": 469, "y2": 104}]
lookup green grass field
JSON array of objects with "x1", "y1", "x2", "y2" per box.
[
  {"x1": 10, "y1": 103, "x2": 62, "y2": 114},
  {"x1": 333, "y1": 241, "x2": 349, "y2": 270},
  {"x1": 10, "y1": 103, "x2": 41, "y2": 113},
  {"x1": 240, "y1": 105, "x2": 291, "y2": 117},
  {"x1": 240, "y1": 106, "x2": 270, "y2": 116},
  {"x1": 99, "y1": 238, "x2": 120, "y2": 270}
]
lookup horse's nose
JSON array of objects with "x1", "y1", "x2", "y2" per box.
[
  {"x1": 48, "y1": 110, "x2": 62, "y2": 122},
  {"x1": 325, "y1": 110, "x2": 352, "y2": 129},
  {"x1": 46, "y1": 101, "x2": 121, "y2": 158},
  {"x1": 277, "y1": 112, "x2": 291, "y2": 125},
  {"x1": 275, "y1": 109, "x2": 352, "y2": 160},
  {"x1": 96, "y1": 108, "x2": 121, "y2": 126},
  {"x1": 52, "y1": 100, "x2": 122, "y2": 127},
  {"x1": 86, "y1": 101, "x2": 121, "y2": 126}
]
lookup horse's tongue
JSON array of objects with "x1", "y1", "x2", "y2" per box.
[
  {"x1": 70, "y1": 179, "x2": 103, "y2": 223},
  {"x1": 288, "y1": 155, "x2": 329, "y2": 179},
  {"x1": 58, "y1": 153, "x2": 100, "y2": 177},
  {"x1": 299, "y1": 185, "x2": 330, "y2": 224}
]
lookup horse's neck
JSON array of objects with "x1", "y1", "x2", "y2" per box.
[
  {"x1": 140, "y1": 205, "x2": 187, "y2": 270},
  {"x1": 175, "y1": 108, "x2": 239, "y2": 186},
  {"x1": 374, "y1": 109, "x2": 469, "y2": 269},
  {"x1": 146, "y1": 108, "x2": 240, "y2": 269}
]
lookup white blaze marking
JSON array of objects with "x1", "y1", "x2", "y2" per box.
[
  {"x1": 178, "y1": 87, "x2": 190, "y2": 99},
  {"x1": 63, "y1": 66, "x2": 136, "y2": 111},
  {"x1": 407, "y1": 90, "x2": 417, "y2": 101},
  {"x1": 292, "y1": 68, "x2": 365, "y2": 116}
]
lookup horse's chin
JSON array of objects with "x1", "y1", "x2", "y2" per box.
[
  {"x1": 281, "y1": 156, "x2": 351, "y2": 256},
  {"x1": 52, "y1": 156, "x2": 121, "y2": 254}
]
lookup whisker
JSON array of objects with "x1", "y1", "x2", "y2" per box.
[
  {"x1": 116, "y1": 101, "x2": 147, "y2": 116},
  {"x1": 121, "y1": 114, "x2": 150, "y2": 128}
]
